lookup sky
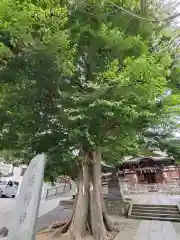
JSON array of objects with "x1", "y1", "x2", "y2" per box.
[{"x1": 175, "y1": 132, "x2": 180, "y2": 138}]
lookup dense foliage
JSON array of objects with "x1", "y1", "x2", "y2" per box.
[
  {"x1": 0, "y1": 1, "x2": 180, "y2": 238},
  {"x1": 0, "y1": 0, "x2": 179, "y2": 170}
]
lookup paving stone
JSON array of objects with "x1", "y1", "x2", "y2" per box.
[
  {"x1": 149, "y1": 231, "x2": 163, "y2": 240},
  {"x1": 134, "y1": 220, "x2": 150, "y2": 240},
  {"x1": 115, "y1": 219, "x2": 179, "y2": 240},
  {"x1": 172, "y1": 222, "x2": 180, "y2": 235},
  {"x1": 113, "y1": 218, "x2": 141, "y2": 240},
  {"x1": 116, "y1": 193, "x2": 180, "y2": 240},
  {"x1": 150, "y1": 220, "x2": 162, "y2": 232},
  {"x1": 162, "y1": 221, "x2": 178, "y2": 240},
  {"x1": 130, "y1": 193, "x2": 180, "y2": 205}
]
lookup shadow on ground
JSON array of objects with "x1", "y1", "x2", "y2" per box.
[{"x1": 36, "y1": 205, "x2": 72, "y2": 232}]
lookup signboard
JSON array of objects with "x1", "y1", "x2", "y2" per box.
[{"x1": 8, "y1": 154, "x2": 46, "y2": 240}]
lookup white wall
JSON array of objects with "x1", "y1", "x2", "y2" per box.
[
  {"x1": 0, "y1": 164, "x2": 51, "y2": 198},
  {"x1": 0, "y1": 162, "x2": 13, "y2": 176}
]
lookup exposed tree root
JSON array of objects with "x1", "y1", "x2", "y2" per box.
[
  {"x1": 38, "y1": 207, "x2": 119, "y2": 240},
  {"x1": 38, "y1": 149, "x2": 121, "y2": 240},
  {"x1": 51, "y1": 216, "x2": 73, "y2": 237}
]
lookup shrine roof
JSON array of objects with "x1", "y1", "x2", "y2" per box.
[
  {"x1": 101, "y1": 156, "x2": 174, "y2": 172},
  {"x1": 122, "y1": 156, "x2": 174, "y2": 164}
]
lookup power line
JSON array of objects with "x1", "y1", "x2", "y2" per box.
[{"x1": 107, "y1": 1, "x2": 180, "y2": 23}]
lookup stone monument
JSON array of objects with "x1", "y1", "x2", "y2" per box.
[
  {"x1": 107, "y1": 168, "x2": 123, "y2": 201},
  {"x1": 7, "y1": 154, "x2": 46, "y2": 240}
]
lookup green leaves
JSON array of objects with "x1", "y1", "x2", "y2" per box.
[{"x1": 0, "y1": 0, "x2": 179, "y2": 180}]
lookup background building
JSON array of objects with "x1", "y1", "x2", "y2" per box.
[{"x1": 118, "y1": 156, "x2": 179, "y2": 184}]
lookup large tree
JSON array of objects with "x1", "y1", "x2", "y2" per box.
[{"x1": 0, "y1": 0, "x2": 180, "y2": 239}]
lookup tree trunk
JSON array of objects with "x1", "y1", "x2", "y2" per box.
[
  {"x1": 58, "y1": 148, "x2": 114, "y2": 240},
  {"x1": 89, "y1": 150, "x2": 107, "y2": 239}
]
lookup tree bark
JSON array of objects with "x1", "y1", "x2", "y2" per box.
[
  {"x1": 56, "y1": 148, "x2": 113, "y2": 240},
  {"x1": 89, "y1": 150, "x2": 107, "y2": 239},
  {"x1": 68, "y1": 163, "x2": 90, "y2": 239}
]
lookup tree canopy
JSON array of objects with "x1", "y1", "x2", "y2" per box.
[
  {"x1": 0, "y1": 0, "x2": 179, "y2": 177},
  {"x1": 0, "y1": 1, "x2": 180, "y2": 239}
]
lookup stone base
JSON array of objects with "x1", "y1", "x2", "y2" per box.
[
  {"x1": 60, "y1": 198, "x2": 132, "y2": 217},
  {"x1": 60, "y1": 199, "x2": 74, "y2": 209},
  {"x1": 105, "y1": 199, "x2": 131, "y2": 216}
]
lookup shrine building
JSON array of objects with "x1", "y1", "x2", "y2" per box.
[{"x1": 118, "y1": 156, "x2": 180, "y2": 184}]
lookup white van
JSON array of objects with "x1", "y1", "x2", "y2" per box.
[{"x1": 0, "y1": 181, "x2": 19, "y2": 198}]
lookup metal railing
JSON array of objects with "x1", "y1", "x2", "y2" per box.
[
  {"x1": 44, "y1": 181, "x2": 180, "y2": 199},
  {"x1": 45, "y1": 183, "x2": 71, "y2": 199},
  {"x1": 121, "y1": 182, "x2": 180, "y2": 194}
]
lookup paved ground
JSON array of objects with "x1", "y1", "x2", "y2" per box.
[
  {"x1": 115, "y1": 219, "x2": 179, "y2": 240},
  {"x1": 2, "y1": 187, "x2": 180, "y2": 239},
  {"x1": 36, "y1": 193, "x2": 180, "y2": 239},
  {"x1": 0, "y1": 184, "x2": 75, "y2": 232},
  {"x1": 130, "y1": 193, "x2": 180, "y2": 205},
  {"x1": 0, "y1": 197, "x2": 67, "y2": 229},
  {"x1": 37, "y1": 191, "x2": 74, "y2": 232},
  {"x1": 115, "y1": 193, "x2": 180, "y2": 240},
  {"x1": 38, "y1": 193, "x2": 180, "y2": 239},
  {"x1": 36, "y1": 205, "x2": 72, "y2": 232}
]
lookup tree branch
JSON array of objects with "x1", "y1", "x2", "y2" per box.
[{"x1": 107, "y1": 1, "x2": 180, "y2": 23}]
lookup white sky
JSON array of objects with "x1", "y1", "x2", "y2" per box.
[{"x1": 175, "y1": 132, "x2": 180, "y2": 138}]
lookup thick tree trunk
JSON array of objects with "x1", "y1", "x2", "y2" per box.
[
  {"x1": 89, "y1": 150, "x2": 107, "y2": 239},
  {"x1": 68, "y1": 163, "x2": 90, "y2": 239},
  {"x1": 57, "y1": 148, "x2": 114, "y2": 240}
]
